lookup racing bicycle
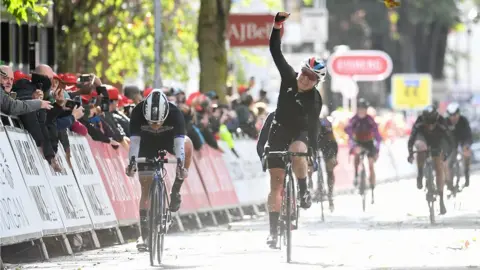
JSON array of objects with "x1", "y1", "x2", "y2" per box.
[
  {"x1": 264, "y1": 147, "x2": 310, "y2": 263},
  {"x1": 448, "y1": 147, "x2": 465, "y2": 199},
  {"x1": 131, "y1": 150, "x2": 175, "y2": 266},
  {"x1": 413, "y1": 149, "x2": 436, "y2": 224}
]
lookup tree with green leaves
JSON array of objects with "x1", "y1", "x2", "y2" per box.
[
  {"x1": 1, "y1": 0, "x2": 49, "y2": 22},
  {"x1": 53, "y1": 0, "x2": 197, "y2": 86},
  {"x1": 197, "y1": 0, "x2": 232, "y2": 104}
]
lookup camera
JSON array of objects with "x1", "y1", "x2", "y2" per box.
[
  {"x1": 31, "y1": 73, "x2": 51, "y2": 93},
  {"x1": 65, "y1": 96, "x2": 82, "y2": 110},
  {"x1": 100, "y1": 97, "x2": 110, "y2": 112}
]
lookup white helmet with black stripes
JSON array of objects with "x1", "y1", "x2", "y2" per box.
[{"x1": 143, "y1": 89, "x2": 169, "y2": 124}]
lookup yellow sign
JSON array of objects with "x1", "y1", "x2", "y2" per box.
[{"x1": 391, "y1": 73, "x2": 432, "y2": 110}]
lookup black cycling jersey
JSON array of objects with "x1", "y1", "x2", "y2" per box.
[
  {"x1": 130, "y1": 100, "x2": 186, "y2": 158},
  {"x1": 269, "y1": 28, "x2": 322, "y2": 153},
  {"x1": 446, "y1": 115, "x2": 472, "y2": 146},
  {"x1": 256, "y1": 112, "x2": 336, "y2": 160},
  {"x1": 408, "y1": 115, "x2": 453, "y2": 154}
]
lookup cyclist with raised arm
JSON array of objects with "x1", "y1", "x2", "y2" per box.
[
  {"x1": 344, "y1": 99, "x2": 382, "y2": 191},
  {"x1": 407, "y1": 105, "x2": 453, "y2": 215},
  {"x1": 445, "y1": 102, "x2": 473, "y2": 188},
  {"x1": 125, "y1": 89, "x2": 193, "y2": 251},
  {"x1": 262, "y1": 11, "x2": 325, "y2": 248}
]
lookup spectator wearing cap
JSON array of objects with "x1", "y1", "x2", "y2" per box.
[
  {"x1": 118, "y1": 94, "x2": 134, "y2": 118},
  {"x1": 108, "y1": 87, "x2": 130, "y2": 137},
  {"x1": 100, "y1": 85, "x2": 127, "y2": 148}
]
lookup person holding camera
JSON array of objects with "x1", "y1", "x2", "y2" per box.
[{"x1": 1, "y1": 66, "x2": 53, "y2": 115}]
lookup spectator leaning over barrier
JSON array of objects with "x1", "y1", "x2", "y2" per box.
[
  {"x1": 107, "y1": 85, "x2": 131, "y2": 138},
  {"x1": 102, "y1": 85, "x2": 128, "y2": 149},
  {"x1": 12, "y1": 64, "x2": 62, "y2": 171},
  {"x1": 0, "y1": 66, "x2": 52, "y2": 115}
]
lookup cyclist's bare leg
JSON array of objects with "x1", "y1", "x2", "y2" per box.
[
  {"x1": 433, "y1": 155, "x2": 447, "y2": 214},
  {"x1": 170, "y1": 136, "x2": 193, "y2": 212},
  {"x1": 267, "y1": 168, "x2": 285, "y2": 246},
  {"x1": 367, "y1": 157, "x2": 376, "y2": 189},
  {"x1": 325, "y1": 158, "x2": 336, "y2": 210},
  {"x1": 289, "y1": 141, "x2": 311, "y2": 209},
  {"x1": 353, "y1": 154, "x2": 360, "y2": 185},
  {"x1": 414, "y1": 140, "x2": 427, "y2": 189},
  {"x1": 138, "y1": 175, "x2": 153, "y2": 248},
  {"x1": 463, "y1": 147, "x2": 471, "y2": 187}
]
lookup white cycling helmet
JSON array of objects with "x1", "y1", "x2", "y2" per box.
[
  {"x1": 143, "y1": 89, "x2": 169, "y2": 123},
  {"x1": 446, "y1": 102, "x2": 460, "y2": 116},
  {"x1": 302, "y1": 56, "x2": 327, "y2": 83}
]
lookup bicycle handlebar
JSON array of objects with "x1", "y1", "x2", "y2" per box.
[
  {"x1": 267, "y1": 151, "x2": 311, "y2": 157},
  {"x1": 136, "y1": 157, "x2": 177, "y2": 164}
]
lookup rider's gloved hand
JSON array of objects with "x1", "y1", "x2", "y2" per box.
[
  {"x1": 125, "y1": 163, "x2": 137, "y2": 177},
  {"x1": 407, "y1": 153, "x2": 414, "y2": 164},
  {"x1": 274, "y1": 12, "x2": 290, "y2": 25},
  {"x1": 176, "y1": 159, "x2": 188, "y2": 180}
]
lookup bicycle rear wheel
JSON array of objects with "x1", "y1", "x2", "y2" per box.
[
  {"x1": 285, "y1": 172, "x2": 295, "y2": 263},
  {"x1": 149, "y1": 180, "x2": 161, "y2": 266}
]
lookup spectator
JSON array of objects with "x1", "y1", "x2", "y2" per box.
[
  {"x1": 1, "y1": 66, "x2": 52, "y2": 115},
  {"x1": 13, "y1": 64, "x2": 62, "y2": 171},
  {"x1": 107, "y1": 86, "x2": 130, "y2": 137},
  {"x1": 235, "y1": 93, "x2": 257, "y2": 138},
  {"x1": 124, "y1": 85, "x2": 142, "y2": 105},
  {"x1": 257, "y1": 89, "x2": 270, "y2": 104}
]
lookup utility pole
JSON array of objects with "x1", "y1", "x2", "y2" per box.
[{"x1": 154, "y1": 0, "x2": 163, "y2": 88}]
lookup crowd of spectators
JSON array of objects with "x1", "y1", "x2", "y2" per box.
[{"x1": 0, "y1": 64, "x2": 271, "y2": 171}]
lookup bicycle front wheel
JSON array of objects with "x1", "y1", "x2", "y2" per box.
[
  {"x1": 149, "y1": 180, "x2": 161, "y2": 266},
  {"x1": 156, "y1": 183, "x2": 169, "y2": 265},
  {"x1": 285, "y1": 172, "x2": 295, "y2": 263}
]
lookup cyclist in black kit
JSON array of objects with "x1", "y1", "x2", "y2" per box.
[
  {"x1": 257, "y1": 110, "x2": 338, "y2": 212},
  {"x1": 445, "y1": 102, "x2": 473, "y2": 188},
  {"x1": 261, "y1": 11, "x2": 326, "y2": 248},
  {"x1": 125, "y1": 89, "x2": 193, "y2": 251},
  {"x1": 407, "y1": 105, "x2": 453, "y2": 215}
]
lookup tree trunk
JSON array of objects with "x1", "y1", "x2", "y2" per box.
[{"x1": 197, "y1": 0, "x2": 231, "y2": 104}]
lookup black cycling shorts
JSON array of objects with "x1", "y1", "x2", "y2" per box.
[
  {"x1": 320, "y1": 145, "x2": 336, "y2": 160},
  {"x1": 267, "y1": 121, "x2": 309, "y2": 169},
  {"x1": 353, "y1": 140, "x2": 377, "y2": 158}
]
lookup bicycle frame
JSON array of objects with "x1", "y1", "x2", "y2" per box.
[{"x1": 413, "y1": 149, "x2": 436, "y2": 224}]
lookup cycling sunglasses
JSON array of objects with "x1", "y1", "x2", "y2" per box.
[{"x1": 300, "y1": 67, "x2": 319, "y2": 82}]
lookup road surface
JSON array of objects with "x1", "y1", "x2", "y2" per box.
[{"x1": 18, "y1": 174, "x2": 480, "y2": 270}]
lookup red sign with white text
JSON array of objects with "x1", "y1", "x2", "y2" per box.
[
  {"x1": 228, "y1": 14, "x2": 284, "y2": 47},
  {"x1": 327, "y1": 50, "x2": 393, "y2": 81}
]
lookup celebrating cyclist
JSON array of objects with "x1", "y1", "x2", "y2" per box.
[
  {"x1": 445, "y1": 102, "x2": 473, "y2": 188},
  {"x1": 407, "y1": 105, "x2": 453, "y2": 215},
  {"x1": 262, "y1": 11, "x2": 326, "y2": 248},
  {"x1": 317, "y1": 106, "x2": 338, "y2": 211},
  {"x1": 344, "y1": 98, "x2": 382, "y2": 191},
  {"x1": 125, "y1": 89, "x2": 193, "y2": 251}
]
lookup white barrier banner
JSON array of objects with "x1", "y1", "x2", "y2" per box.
[
  {"x1": 40, "y1": 143, "x2": 93, "y2": 233},
  {"x1": 5, "y1": 127, "x2": 65, "y2": 236},
  {"x1": 0, "y1": 127, "x2": 43, "y2": 245},
  {"x1": 390, "y1": 138, "x2": 416, "y2": 179},
  {"x1": 68, "y1": 135, "x2": 117, "y2": 229},
  {"x1": 374, "y1": 142, "x2": 398, "y2": 182},
  {"x1": 219, "y1": 140, "x2": 269, "y2": 205}
]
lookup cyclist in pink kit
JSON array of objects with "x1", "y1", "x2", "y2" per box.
[{"x1": 344, "y1": 98, "x2": 382, "y2": 191}]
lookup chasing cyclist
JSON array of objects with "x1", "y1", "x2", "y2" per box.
[
  {"x1": 407, "y1": 105, "x2": 453, "y2": 215},
  {"x1": 261, "y1": 11, "x2": 326, "y2": 249},
  {"x1": 316, "y1": 106, "x2": 338, "y2": 211},
  {"x1": 344, "y1": 98, "x2": 382, "y2": 195},
  {"x1": 445, "y1": 102, "x2": 472, "y2": 188},
  {"x1": 125, "y1": 89, "x2": 193, "y2": 251}
]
